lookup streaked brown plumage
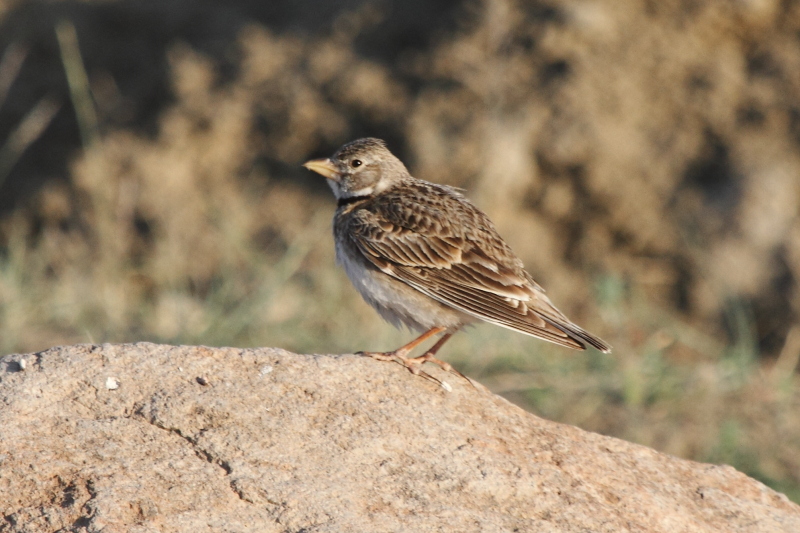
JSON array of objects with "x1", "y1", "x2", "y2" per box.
[{"x1": 304, "y1": 137, "x2": 610, "y2": 383}]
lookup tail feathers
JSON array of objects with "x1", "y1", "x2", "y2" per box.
[{"x1": 545, "y1": 318, "x2": 612, "y2": 353}]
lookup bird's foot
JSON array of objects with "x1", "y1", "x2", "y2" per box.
[
  {"x1": 406, "y1": 352, "x2": 473, "y2": 386},
  {"x1": 357, "y1": 350, "x2": 444, "y2": 386},
  {"x1": 357, "y1": 349, "x2": 472, "y2": 388}
]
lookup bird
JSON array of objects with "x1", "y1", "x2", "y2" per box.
[{"x1": 303, "y1": 137, "x2": 611, "y2": 383}]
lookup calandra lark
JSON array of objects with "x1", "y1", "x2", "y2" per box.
[{"x1": 304, "y1": 138, "x2": 610, "y2": 382}]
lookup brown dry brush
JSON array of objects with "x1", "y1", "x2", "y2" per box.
[{"x1": 0, "y1": 0, "x2": 799, "y2": 499}]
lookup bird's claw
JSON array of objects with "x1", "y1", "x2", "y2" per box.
[{"x1": 358, "y1": 349, "x2": 472, "y2": 388}]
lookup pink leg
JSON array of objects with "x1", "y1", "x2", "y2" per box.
[
  {"x1": 406, "y1": 332, "x2": 471, "y2": 384},
  {"x1": 358, "y1": 327, "x2": 470, "y2": 384}
]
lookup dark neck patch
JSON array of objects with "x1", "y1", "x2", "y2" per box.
[{"x1": 337, "y1": 195, "x2": 370, "y2": 209}]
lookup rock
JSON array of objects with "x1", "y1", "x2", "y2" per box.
[{"x1": 0, "y1": 343, "x2": 798, "y2": 532}]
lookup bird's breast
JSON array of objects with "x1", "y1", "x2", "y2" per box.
[{"x1": 333, "y1": 213, "x2": 471, "y2": 332}]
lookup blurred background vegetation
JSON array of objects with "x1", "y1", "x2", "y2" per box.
[{"x1": 1, "y1": 0, "x2": 799, "y2": 502}]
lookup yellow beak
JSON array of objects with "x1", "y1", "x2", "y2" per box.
[{"x1": 302, "y1": 158, "x2": 340, "y2": 181}]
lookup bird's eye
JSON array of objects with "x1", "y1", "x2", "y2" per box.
[{"x1": 350, "y1": 159, "x2": 362, "y2": 168}]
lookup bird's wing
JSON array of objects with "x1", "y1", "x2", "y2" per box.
[{"x1": 345, "y1": 184, "x2": 611, "y2": 352}]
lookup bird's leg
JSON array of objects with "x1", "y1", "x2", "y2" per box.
[
  {"x1": 359, "y1": 326, "x2": 471, "y2": 385},
  {"x1": 405, "y1": 330, "x2": 472, "y2": 385},
  {"x1": 360, "y1": 326, "x2": 446, "y2": 360},
  {"x1": 358, "y1": 327, "x2": 448, "y2": 383}
]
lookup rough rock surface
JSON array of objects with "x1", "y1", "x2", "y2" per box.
[{"x1": 1, "y1": 343, "x2": 798, "y2": 533}]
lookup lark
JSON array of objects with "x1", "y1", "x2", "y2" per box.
[{"x1": 304, "y1": 138, "x2": 611, "y2": 383}]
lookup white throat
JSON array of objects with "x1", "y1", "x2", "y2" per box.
[
  {"x1": 329, "y1": 182, "x2": 377, "y2": 200},
  {"x1": 328, "y1": 173, "x2": 393, "y2": 200}
]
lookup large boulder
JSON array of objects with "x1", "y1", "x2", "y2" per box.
[{"x1": 1, "y1": 343, "x2": 798, "y2": 532}]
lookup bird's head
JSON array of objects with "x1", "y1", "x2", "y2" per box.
[{"x1": 303, "y1": 138, "x2": 408, "y2": 200}]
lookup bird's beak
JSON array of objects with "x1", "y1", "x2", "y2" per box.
[{"x1": 302, "y1": 158, "x2": 340, "y2": 182}]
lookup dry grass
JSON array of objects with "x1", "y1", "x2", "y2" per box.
[{"x1": 0, "y1": 0, "x2": 799, "y2": 502}]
